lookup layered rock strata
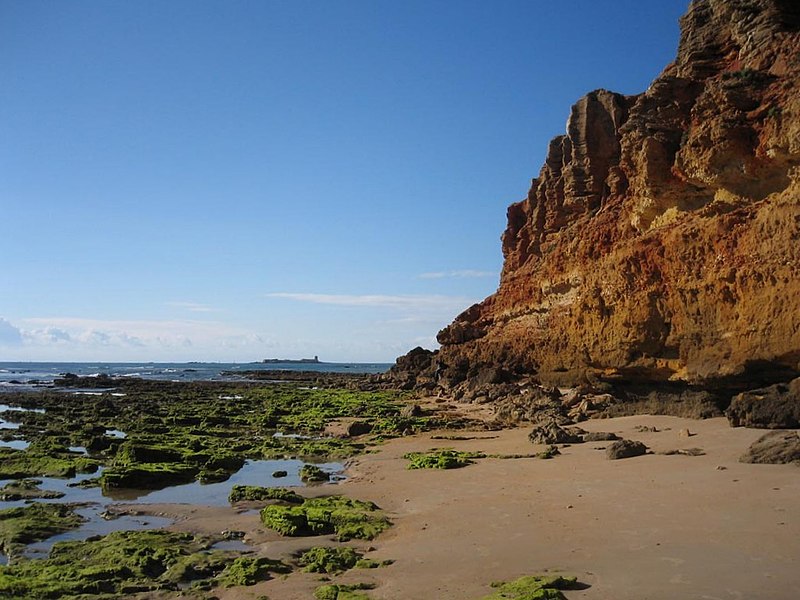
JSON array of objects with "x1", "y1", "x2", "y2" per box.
[{"x1": 427, "y1": 0, "x2": 800, "y2": 394}]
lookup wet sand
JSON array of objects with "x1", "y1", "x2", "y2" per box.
[{"x1": 127, "y1": 415, "x2": 800, "y2": 599}]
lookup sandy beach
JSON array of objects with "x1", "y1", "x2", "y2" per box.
[{"x1": 119, "y1": 413, "x2": 800, "y2": 600}]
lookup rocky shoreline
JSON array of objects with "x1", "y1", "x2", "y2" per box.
[{"x1": 1, "y1": 374, "x2": 798, "y2": 599}]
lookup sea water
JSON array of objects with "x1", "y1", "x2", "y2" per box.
[{"x1": 0, "y1": 361, "x2": 391, "y2": 390}]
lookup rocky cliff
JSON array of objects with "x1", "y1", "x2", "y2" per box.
[{"x1": 399, "y1": 0, "x2": 800, "y2": 399}]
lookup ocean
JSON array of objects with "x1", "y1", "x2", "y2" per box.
[{"x1": 0, "y1": 361, "x2": 392, "y2": 390}]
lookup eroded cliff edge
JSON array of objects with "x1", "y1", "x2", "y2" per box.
[{"x1": 395, "y1": 0, "x2": 800, "y2": 405}]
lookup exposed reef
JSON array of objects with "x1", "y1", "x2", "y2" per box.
[{"x1": 393, "y1": 0, "x2": 800, "y2": 421}]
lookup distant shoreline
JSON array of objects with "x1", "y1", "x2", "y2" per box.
[{"x1": 259, "y1": 356, "x2": 320, "y2": 364}]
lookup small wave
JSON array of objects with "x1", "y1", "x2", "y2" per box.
[{"x1": 0, "y1": 404, "x2": 45, "y2": 413}]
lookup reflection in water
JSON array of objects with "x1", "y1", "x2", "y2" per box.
[
  {"x1": 0, "y1": 403, "x2": 45, "y2": 430},
  {"x1": 0, "y1": 404, "x2": 46, "y2": 414},
  {"x1": 104, "y1": 459, "x2": 344, "y2": 505},
  {"x1": 0, "y1": 458, "x2": 345, "y2": 562},
  {"x1": 23, "y1": 510, "x2": 174, "y2": 559},
  {"x1": 0, "y1": 439, "x2": 29, "y2": 450}
]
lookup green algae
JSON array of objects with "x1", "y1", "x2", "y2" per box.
[
  {"x1": 0, "y1": 502, "x2": 86, "y2": 561},
  {"x1": 217, "y1": 556, "x2": 291, "y2": 587},
  {"x1": 314, "y1": 582, "x2": 375, "y2": 600},
  {"x1": 261, "y1": 435, "x2": 364, "y2": 460},
  {"x1": 228, "y1": 485, "x2": 304, "y2": 504},
  {"x1": 100, "y1": 462, "x2": 200, "y2": 490},
  {"x1": 0, "y1": 529, "x2": 289, "y2": 598},
  {"x1": 298, "y1": 546, "x2": 362, "y2": 573},
  {"x1": 404, "y1": 448, "x2": 486, "y2": 469},
  {"x1": 1, "y1": 379, "x2": 465, "y2": 490},
  {"x1": 300, "y1": 464, "x2": 331, "y2": 483},
  {"x1": 536, "y1": 445, "x2": 561, "y2": 460},
  {"x1": 0, "y1": 447, "x2": 99, "y2": 480},
  {"x1": 261, "y1": 496, "x2": 391, "y2": 541},
  {"x1": 355, "y1": 558, "x2": 393, "y2": 569},
  {"x1": 480, "y1": 574, "x2": 578, "y2": 600},
  {"x1": 100, "y1": 439, "x2": 246, "y2": 490}
]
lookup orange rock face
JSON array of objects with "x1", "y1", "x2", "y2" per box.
[{"x1": 436, "y1": 0, "x2": 800, "y2": 389}]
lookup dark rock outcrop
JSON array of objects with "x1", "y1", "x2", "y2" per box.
[
  {"x1": 727, "y1": 377, "x2": 800, "y2": 428},
  {"x1": 606, "y1": 439, "x2": 649, "y2": 460},
  {"x1": 385, "y1": 347, "x2": 437, "y2": 390},
  {"x1": 528, "y1": 419, "x2": 582, "y2": 445}
]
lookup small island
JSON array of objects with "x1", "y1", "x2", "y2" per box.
[{"x1": 261, "y1": 356, "x2": 320, "y2": 364}]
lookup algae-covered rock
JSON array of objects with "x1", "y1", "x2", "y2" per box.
[
  {"x1": 536, "y1": 445, "x2": 561, "y2": 459},
  {"x1": 300, "y1": 464, "x2": 331, "y2": 482},
  {"x1": 314, "y1": 582, "x2": 375, "y2": 600},
  {"x1": 100, "y1": 462, "x2": 200, "y2": 490},
  {"x1": 298, "y1": 546, "x2": 362, "y2": 573},
  {"x1": 0, "y1": 479, "x2": 65, "y2": 502},
  {"x1": 0, "y1": 529, "x2": 288, "y2": 598},
  {"x1": 261, "y1": 495, "x2": 391, "y2": 541},
  {"x1": 261, "y1": 504, "x2": 309, "y2": 536},
  {"x1": 480, "y1": 574, "x2": 578, "y2": 600},
  {"x1": 217, "y1": 555, "x2": 291, "y2": 587},
  {"x1": 115, "y1": 441, "x2": 185, "y2": 464},
  {"x1": 404, "y1": 448, "x2": 486, "y2": 469},
  {"x1": 0, "y1": 447, "x2": 99, "y2": 480},
  {"x1": 228, "y1": 485, "x2": 304, "y2": 504},
  {"x1": 261, "y1": 435, "x2": 365, "y2": 460},
  {"x1": 0, "y1": 502, "x2": 86, "y2": 560}
]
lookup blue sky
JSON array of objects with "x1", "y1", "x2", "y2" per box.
[{"x1": 1, "y1": 0, "x2": 688, "y2": 363}]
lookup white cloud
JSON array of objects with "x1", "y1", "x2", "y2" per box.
[
  {"x1": 419, "y1": 270, "x2": 496, "y2": 279},
  {"x1": 0, "y1": 318, "x2": 23, "y2": 346},
  {"x1": 13, "y1": 317, "x2": 262, "y2": 360}
]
